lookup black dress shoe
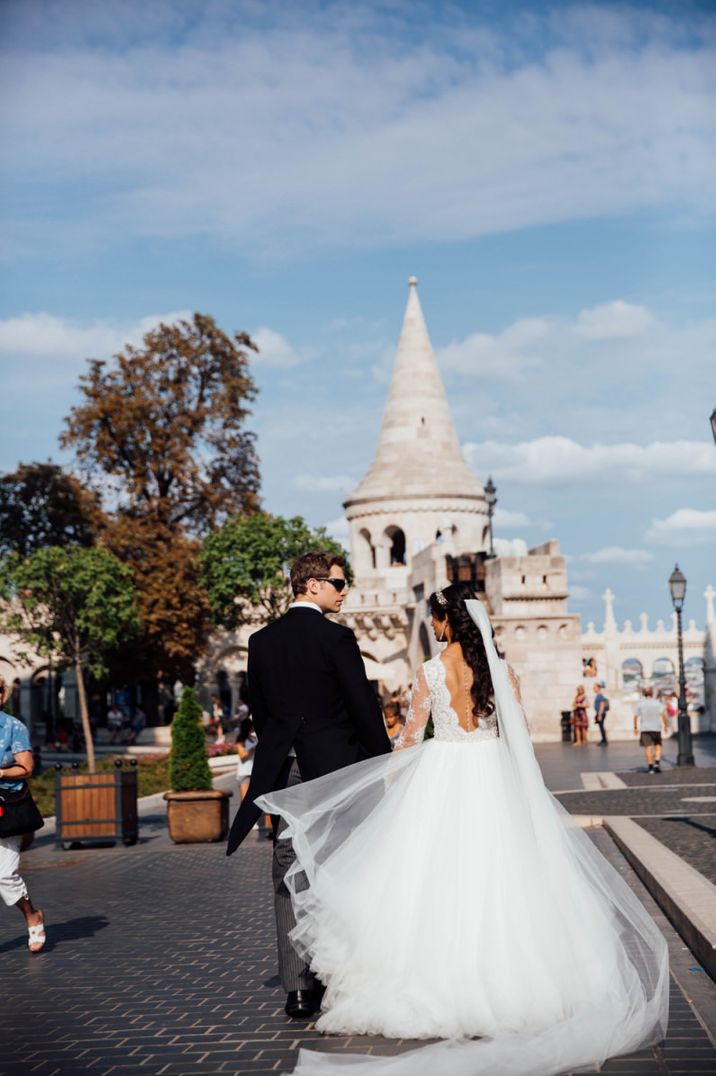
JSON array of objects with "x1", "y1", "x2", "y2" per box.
[{"x1": 285, "y1": 989, "x2": 317, "y2": 1018}]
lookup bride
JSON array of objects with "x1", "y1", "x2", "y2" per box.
[{"x1": 257, "y1": 582, "x2": 669, "y2": 1075}]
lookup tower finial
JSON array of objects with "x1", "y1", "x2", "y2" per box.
[{"x1": 408, "y1": 275, "x2": 418, "y2": 287}]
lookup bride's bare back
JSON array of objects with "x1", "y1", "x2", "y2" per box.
[{"x1": 439, "y1": 644, "x2": 523, "y2": 731}]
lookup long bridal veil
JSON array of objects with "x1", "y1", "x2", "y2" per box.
[{"x1": 260, "y1": 599, "x2": 669, "y2": 1076}]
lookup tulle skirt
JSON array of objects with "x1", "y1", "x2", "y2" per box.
[{"x1": 258, "y1": 737, "x2": 668, "y2": 1075}]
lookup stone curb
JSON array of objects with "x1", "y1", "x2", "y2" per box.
[{"x1": 604, "y1": 815, "x2": 716, "y2": 982}]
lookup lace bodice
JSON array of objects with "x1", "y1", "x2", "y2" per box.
[{"x1": 397, "y1": 655, "x2": 500, "y2": 747}]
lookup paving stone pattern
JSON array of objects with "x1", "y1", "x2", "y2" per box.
[
  {"x1": 619, "y1": 767, "x2": 716, "y2": 789},
  {"x1": 2, "y1": 808, "x2": 715, "y2": 1075},
  {"x1": 636, "y1": 815, "x2": 716, "y2": 885},
  {"x1": 555, "y1": 785, "x2": 716, "y2": 819}
]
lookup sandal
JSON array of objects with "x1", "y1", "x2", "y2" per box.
[{"x1": 27, "y1": 912, "x2": 46, "y2": 953}]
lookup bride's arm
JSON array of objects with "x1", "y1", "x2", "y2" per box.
[
  {"x1": 394, "y1": 665, "x2": 431, "y2": 749},
  {"x1": 507, "y1": 664, "x2": 530, "y2": 732}
]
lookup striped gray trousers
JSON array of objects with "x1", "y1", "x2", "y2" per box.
[{"x1": 272, "y1": 760, "x2": 315, "y2": 992}]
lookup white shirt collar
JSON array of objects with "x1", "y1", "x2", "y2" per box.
[{"x1": 289, "y1": 600, "x2": 324, "y2": 614}]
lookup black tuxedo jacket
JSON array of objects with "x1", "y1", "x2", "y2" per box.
[{"x1": 226, "y1": 606, "x2": 391, "y2": 854}]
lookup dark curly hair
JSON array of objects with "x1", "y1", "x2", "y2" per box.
[{"x1": 428, "y1": 582, "x2": 495, "y2": 720}]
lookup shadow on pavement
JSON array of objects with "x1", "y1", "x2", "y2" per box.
[{"x1": 0, "y1": 914, "x2": 110, "y2": 955}]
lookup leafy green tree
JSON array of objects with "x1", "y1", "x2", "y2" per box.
[
  {"x1": 168, "y1": 687, "x2": 213, "y2": 792},
  {"x1": 200, "y1": 511, "x2": 350, "y2": 628},
  {"x1": 0, "y1": 461, "x2": 102, "y2": 557},
  {"x1": 0, "y1": 546, "x2": 139, "y2": 772}
]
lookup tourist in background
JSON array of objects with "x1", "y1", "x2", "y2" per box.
[
  {"x1": 0, "y1": 675, "x2": 46, "y2": 953},
  {"x1": 107, "y1": 702, "x2": 125, "y2": 744},
  {"x1": 634, "y1": 687, "x2": 669, "y2": 774},
  {"x1": 593, "y1": 681, "x2": 609, "y2": 746},
  {"x1": 664, "y1": 692, "x2": 678, "y2": 737},
  {"x1": 571, "y1": 685, "x2": 589, "y2": 746},
  {"x1": 383, "y1": 701, "x2": 404, "y2": 748}
]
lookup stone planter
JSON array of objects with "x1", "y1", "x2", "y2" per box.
[{"x1": 163, "y1": 788, "x2": 232, "y2": 844}]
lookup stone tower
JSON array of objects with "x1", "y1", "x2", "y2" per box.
[{"x1": 344, "y1": 277, "x2": 489, "y2": 585}]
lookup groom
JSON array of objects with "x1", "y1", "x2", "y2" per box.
[{"x1": 226, "y1": 551, "x2": 391, "y2": 1017}]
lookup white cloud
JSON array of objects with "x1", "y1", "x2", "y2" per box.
[
  {"x1": 252, "y1": 327, "x2": 302, "y2": 369},
  {"x1": 493, "y1": 507, "x2": 533, "y2": 529},
  {"x1": 325, "y1": 515, "x2": 350, "y2": 542},
  {"x1": 581, "y1": 546, "x2": 655, "y2": 567},
  {"x1": 464, "y1": 437, "x2": 716, "y2": 484},
  {"x1": 0, "y1": 309, "x2": 190, "y2": 364},
  {"x1": 438, "y1": 320, "x2": 544, "y2": 380},
  {"x1": 575, "y1": 301, "x2": 655, "y2": 340},
  {"x1": 493, "y1": 537, "x2": 528, "y2": 557},
  {"x1": 646, "y1": 508, "x2": 716, "y2": 546},
  {"x1": 569, "y1": 585, "x2": 593, "y2": 602},
  {"x1": 1, "y1": 6, "x2": 714, "y2": 258},
  {"x1": 293, "y1": 474, "x2": 356, "y2": 494}
]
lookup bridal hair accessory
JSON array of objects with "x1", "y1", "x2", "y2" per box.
[{"x1": 435, "y1": 590, "x2": 448, "y2": 607}]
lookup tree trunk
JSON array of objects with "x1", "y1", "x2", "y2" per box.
[{"x1": 74, "y1": 645, "x2": 96, "y2": 774}]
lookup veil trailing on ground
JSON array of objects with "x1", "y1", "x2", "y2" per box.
[{"x1": 261, "y1": 600, "x2": 669, "y2": 1076}]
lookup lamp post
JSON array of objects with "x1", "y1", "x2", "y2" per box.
[
  {"x1": 668, "y1": 564, "x2": 694, "y2": 767},
  {"x1": 710, "y1": 407, "x2": 716, "y2": 445},
  {"x1": 484, "y1": 476, "x2": 497, "y2": 558}
]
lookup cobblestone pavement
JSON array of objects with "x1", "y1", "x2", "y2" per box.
[
  {"x1": 619, "y1": 766, "x2": 716, "y2": 788},
  {"x1": 555, "y1": 784, "x2": 716, "y2": 819},
  {"x1": 2, "y1": 804, "x2": 715, "y2": 1075},
  {"x1": 555, "y1": 759, "x2": 716, "y2": 886},
  {"x1": 635, "y1": 815, "x2": 716, "y2": 885},
  {"x1": 534, "y1": 736, "x2": 716, "y2": 794}
]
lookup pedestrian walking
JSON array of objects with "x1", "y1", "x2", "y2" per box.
[
  {"x1": 571, "y1": 685, "x2": 589, "y2": 746},
  {"x1": 227, "y1": 551, "x2": 390, "y2": 1020},
  {"x1": 593, "y1": 681, "x2": 609, "y2": 745},
  {"x1": 634, "y1": 687, "x2": 669, "y2": 773},
  {"x1": 0, "y1": 675, "x2": 46, "y2": 953}
]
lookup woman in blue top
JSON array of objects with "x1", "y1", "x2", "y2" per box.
[{"x1": 0, "y1": 675, "x2": 45, "y2": 952}]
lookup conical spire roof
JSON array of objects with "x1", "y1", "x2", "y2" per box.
[{"x1": 346, "y1": 278, "x2": 484, "y2": 505}]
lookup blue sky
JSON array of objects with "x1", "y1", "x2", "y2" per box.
[{"x1": 1, "y1": 0, "x2": 715, "y2": 631}]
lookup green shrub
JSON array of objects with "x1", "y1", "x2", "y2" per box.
[{"x1": 169, "y1": 687, "x2": 213, "y2": 792}]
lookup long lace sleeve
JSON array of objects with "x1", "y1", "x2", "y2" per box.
[
  {"x1": 507, "y1": 663, "x2": 530, "y2": 732},
  {"x1": 395, "y1": 665, "x2": 431, "y2": 749}
]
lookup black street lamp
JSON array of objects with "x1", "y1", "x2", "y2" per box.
[
  {"x1": 484, "y1": 476, "x2": 497, "y2": 558},
  {"x1": 668, "y1": 564, "x2": 694, "y2": 767},
  {"x1": 710, "y1": 407, "x2": 716, "y2": 445}
]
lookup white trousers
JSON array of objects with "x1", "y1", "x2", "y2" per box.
[{"x1": 0, "y1": 835, "x2": 28, "y2": 906}]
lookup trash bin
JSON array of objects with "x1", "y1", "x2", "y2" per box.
[
  {"x1": 560, "y1": 711, "x2": 573, "y2": 743},
  {"x1": 55, "y1": 758, "x2": 138, "y2": 849}
]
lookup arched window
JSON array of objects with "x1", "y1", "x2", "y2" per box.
[
  {"x1": 685, "y1": 657, "x2": 706, "y2": 711},
  {"x1": 622, "y1": 658, "x2": 643, "y2": 699},
  {"x1": 651, "y1": 657, "x2": 675, "y2": 698},
  {"x1": 385, "y1": 525, "x2": 406, "y2": 566},
  {"x1": 359, "y1": 527, "x2": 376, "y2": 570}
]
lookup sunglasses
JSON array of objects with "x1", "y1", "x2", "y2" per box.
[{"x1": 316, "y1": 577, "x2": 348, "y2": 592}]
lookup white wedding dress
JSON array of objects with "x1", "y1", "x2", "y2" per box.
[{"x1": 258, "y1": 600, "x2": 668, "y2": 1075}]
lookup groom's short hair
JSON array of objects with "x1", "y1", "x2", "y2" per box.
[{"x1": 291, "y1": 551, "x2": 346, "y2": 596}]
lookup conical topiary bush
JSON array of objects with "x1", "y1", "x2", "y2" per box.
[{"x1": 169, "y1": 687, "x2": 213, "y2": 792}]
